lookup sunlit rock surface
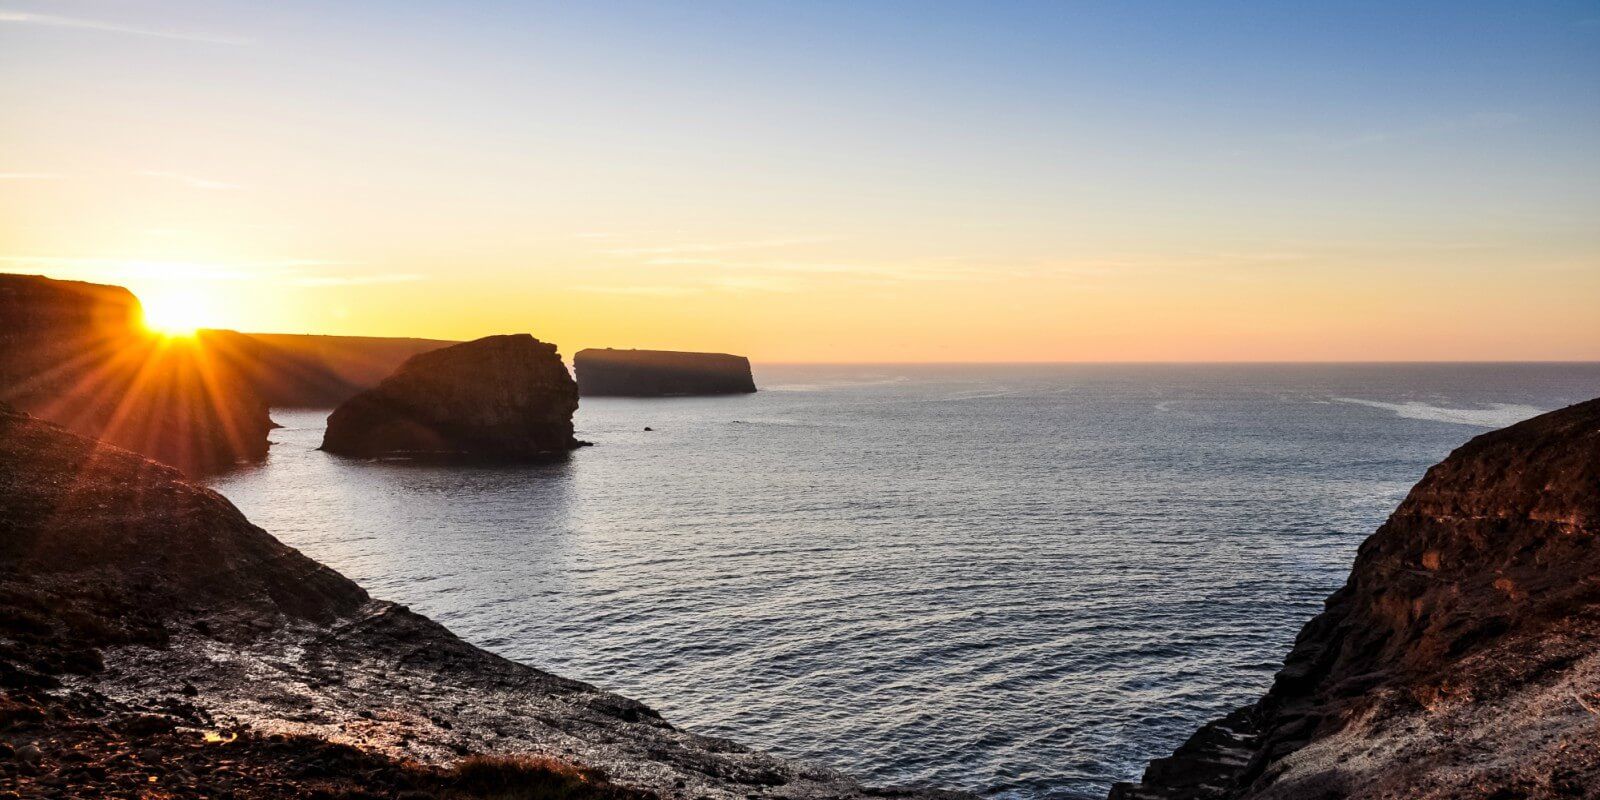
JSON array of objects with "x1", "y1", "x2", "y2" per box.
[
  {"x1": 0, "y1": 406, "x2": 963, "y2": 799},
  {"x1": 575, "y1": 348, "x2": 756, "y2": 397},
  {"x1": 322, "y1": 334, "x2": 582, "y2": 458},
  {"x1": 0, "y1": 273, "x2": 271, "y2": 474},
  {"x1": 1112, "y1": 398, "x2": 1600, "y2": 799}
]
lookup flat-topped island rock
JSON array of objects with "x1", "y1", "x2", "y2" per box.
[
  {"x1": 321, "y1": 333, "x2": 581, "y2": 459},
  {"x1": 575, "y1": 348, "x2": 756, "y2": 397}
]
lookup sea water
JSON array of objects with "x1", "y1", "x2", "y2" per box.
[{"x1": 207, "y1": 363, "x2": 1600, "y2": 799}]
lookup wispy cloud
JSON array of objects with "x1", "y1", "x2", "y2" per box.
[
  {"x1": 0, "y1": 255, "x2": 416, "y2": 289},
  {"x1": 0, "y1": 10, "x2": 248, "y2": 45},
  {"x1": 0, "y1": 172, "x2": 64, "y2": 180},
  {"x1": 137, "y1": 170, "x2": 245, "y2": 191},
  {"x1": 289, "y1": 273, "x2": 423, "y2": 287},
  {"x1": 599, "y1": 236, "x2": 836, "y2": 256},
  {"x1": 575, "y1": 285, "x2": 702, "y2": 297}
]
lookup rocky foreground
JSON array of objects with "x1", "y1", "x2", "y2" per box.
[
  {"x1": 1112, "y1": 399, "x2": 1600, "y2": 799},
  {"x1": 0, "y1": 406, "x2": 960, "y2": 799}
]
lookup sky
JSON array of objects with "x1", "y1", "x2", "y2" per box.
[{"x1": 2, "y1": 0, "x2": 1597, "y2": 361}]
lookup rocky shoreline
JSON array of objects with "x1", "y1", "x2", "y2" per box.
[
  {"x1": 0, "y1": 406, "x2": 964, "y2": 799},
  {"x1": 1111, "y1": 399, "x2": 1600, "y2": 799}
]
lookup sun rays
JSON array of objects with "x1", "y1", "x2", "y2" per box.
[{"x1": 137, "y1": 285, "x2": 218, "y2": 337}]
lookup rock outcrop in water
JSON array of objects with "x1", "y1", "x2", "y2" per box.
[
  {"x1": 322, "y1": 334, "x2": 582, "y2": 458},
  {"x1": 0, "y1": 273, "x2": 271, "y2": 474},
  {"x1": 575, "y1": 348, "x2": 756, "y2": 397},
  {"x1": 1111, "y1": 398, "x2": 1600, "y2": 800},
  {"x1": 0, "y1": 405, "x2": 961, "y2": 799}
]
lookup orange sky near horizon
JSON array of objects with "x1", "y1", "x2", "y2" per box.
[{"x1": 3, "y1": 2, "x2": 1597, "y2": 363}]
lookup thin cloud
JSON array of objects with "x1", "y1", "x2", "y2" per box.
[
  {"x1": 289, "y1": 273, "x2": 423, "y2": 287},
  {"x1": 0, "y1": 172, "x2": 64, "y2": 180},
  {"x1": 600, "y1": 236, "x2": 836, "y2": 256},
  {"x1": 0, "y1": 255, "x2": 407, "y2": 288},
  {"x1": 576, "y1": 285, "x2": 702, "y2": 297},
  {"x1": 0, "y1": 10, "x2": 248, "y2": 45},
  {"x1": 138, "y1": 170, "x2": 245, "y2": 191}
]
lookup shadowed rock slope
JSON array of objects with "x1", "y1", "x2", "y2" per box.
[
  {"x1": 1111, "y1": 398, "x2": 1600, "y2": 800},
  {"x1": 0, "y1": 273, "x2": 271, "y2": 474},
  {"x1": 322, "y1": 334, "x2": 582, "y2": 459},
  {"x1": 0, "y1": 406, "x2": 963, "y2": 799},
  {"x1": 575, "y1": 348, "x2": 756, "y2": 397},
  {"x1": 201, "y1": 330, "x2": 454, "y2": 408}
]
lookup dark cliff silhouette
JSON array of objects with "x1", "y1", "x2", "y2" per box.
[
  {"x1": 201, "y1": 330, "x2": 452, "y2": 408},
  {"x1": 322, "y1": 334, "x2": 582, "y2": 459},
  {"x1": 574, "y1": 348, "x2": 756, "y2": 397},
  {"x1": 0, "y1": 273, "x2": 271, "y2": 474}
]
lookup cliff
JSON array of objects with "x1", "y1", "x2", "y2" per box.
[
  {"x1": 575, "y1": 348, "x2": 756, "y2": 397},
  {"x1": 0, "y1": 406, "x2": 959, "y2": 799},
  {"x1": 200, "y1": 330, "x2": 453, "y2": 408},
  {"x1": 322, "y1": 334, "x2": 582, "y2": 458},
  {"x1": 1111, "y1": 398, "x2": 1600, "y2": 800},
  {"x1": 0, "y1": 273, "x2": 271, "y2": 474}
]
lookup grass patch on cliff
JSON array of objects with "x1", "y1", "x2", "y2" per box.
[{"x1": 450, "y1": 754, "x2": 655, "y2": 800}]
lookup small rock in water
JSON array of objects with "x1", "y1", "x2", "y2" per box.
[
  {"x1": 16, "y1": 744, "x2": 41, "y2": 764},
  {"x1": 644, "y1": 426, "x2": 654, "y2": 431}
]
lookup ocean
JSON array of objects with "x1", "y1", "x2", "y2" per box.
[{"x1": 207, "y1": 363, "x2": 1600, "y2": 799}]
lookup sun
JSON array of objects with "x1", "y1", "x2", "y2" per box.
[{"x1": 139, "y1": 286, "x2": 214, "y2": 336}]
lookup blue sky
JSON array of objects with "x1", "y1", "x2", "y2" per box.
[{"x1": 1, "y1": 1, "x2": 1596, "y2": 359}]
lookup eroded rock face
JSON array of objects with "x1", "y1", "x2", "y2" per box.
[
  {"x1": 575, "y1": 348, "x2": 756, "y2": 397},
  {"x1": 321, "y1": 334, "x2": 581, "y2": 458},
  {"x1": 0, "y1": 273, "x2": 271, "y2": 474},
  {"x1": 1112, "y1": 398, "x2": 1600, "y2": 800},
  {"x1": 0, "y1": 406, "x2": 963, "y2": 800}
]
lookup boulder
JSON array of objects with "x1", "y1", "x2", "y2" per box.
[
  {"x1": 321, "y1": 334, "x2": 580, "y2": 458},
  {"x1": 574, "y1": 348, "x2": 756, "y2": 397}
]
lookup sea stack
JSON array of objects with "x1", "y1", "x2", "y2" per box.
[
  {"x1": 1111, "y1": 398, "x2": 1600, "y2": 799},
  {"x1": 321, "y1": 333, "x2": 581, "y2": 458},
  {"x1": 574, "y1": 348, "x2": 756, "y2": 397},
  {"x1": 0, "y1": 273, "x2": 271, "y2": 474}
]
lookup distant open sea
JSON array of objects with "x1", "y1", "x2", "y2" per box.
[{"x1": 208, "y1": 363, "x2": 1600, "y2": 799}]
